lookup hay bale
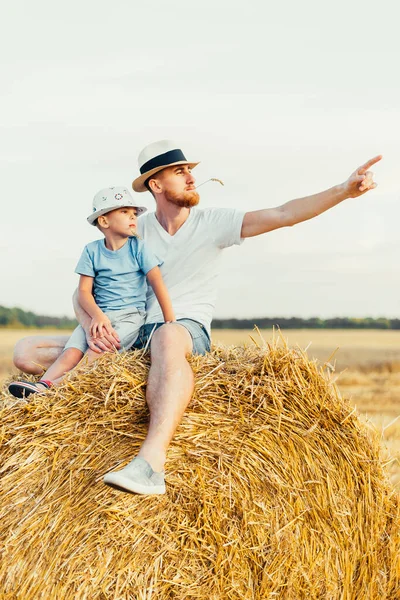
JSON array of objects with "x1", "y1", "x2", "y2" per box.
[{"x1": 0, "y1": 343, "x2": 399, "y2": 599}]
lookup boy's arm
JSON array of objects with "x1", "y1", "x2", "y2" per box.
[
  {"x1": 77, "y1": 276, "x2": 121, "y2": 348},
  {"x1": 241, "y1": 155, "x2": 382, "y2": 238},
  {"x1": 146, "y1": 267, "x2": 175, "y2": 323}
]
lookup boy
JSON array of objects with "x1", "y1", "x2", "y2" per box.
[{"x1": 9, "y1": 186, "x2": 175, "y2": 398}]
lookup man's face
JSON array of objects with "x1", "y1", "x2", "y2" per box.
[{"x1": 154, "y1": 165, "x2": 200, "y2": 208}]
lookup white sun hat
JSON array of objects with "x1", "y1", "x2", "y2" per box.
[
  {"x1": 87, "y1": 186, "x2": 147, "y2": 226},
  {"x1": 132, "y1": 139, "x2": 200, "y2": 193}
]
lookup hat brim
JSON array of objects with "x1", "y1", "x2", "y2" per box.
[
  {"x1": 87, "y1": 203, "x2": 147, "y2": 226},
  {"x1": 132, "y1": 161, "x2": 200, "y2": 193}
]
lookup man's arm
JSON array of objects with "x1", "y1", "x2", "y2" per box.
[{"x1": 241, "y1": 155, "x2": 382, "y2": 238}]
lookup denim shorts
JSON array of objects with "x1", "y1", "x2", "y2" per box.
[
  {"x1": 64, "y1": 307, "x2": 146, "y2": 354},
  {"x1": 131, "y1": 318, "x2": 211, "y2": 356}
]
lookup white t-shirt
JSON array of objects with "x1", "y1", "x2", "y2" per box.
[{"x1": 137, "y1": 207, "x2": 245, "y2": 333}]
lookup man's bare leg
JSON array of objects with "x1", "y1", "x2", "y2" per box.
[
  {"x1": 12, "y1": 290, "x2": 120, "y2": 376},
  {"x1": 13, "y1": 335, "x2": 70, "y2": 375},
  {"x1": 137, "y1": 323, "x2": 194, "y2": 472}
]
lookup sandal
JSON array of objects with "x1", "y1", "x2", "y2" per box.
[{"x1": 8, "y1": 379, "x2": 52, "y2": 399}]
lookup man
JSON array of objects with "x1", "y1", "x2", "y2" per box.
[{"x1": 13, "y1": 139, "x2": 381, "y2": 495}]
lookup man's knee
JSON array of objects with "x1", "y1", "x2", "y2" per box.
[
  {"x1": 151, "y1": 324, "x2": 192, "y2": 358},
  {"x1": 13, "y1": 336, "x2": 43, "y2": 374},
  {"x1": 13, "y1": 334, "x2": 67, "y2": 374}
]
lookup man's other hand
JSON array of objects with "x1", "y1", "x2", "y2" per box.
[
  {"x1": 85, "y1": 328, "x2": 121, "y2": 354},
  {"x1": 344, "y1": 155, "x2": 382, "y2": 198}
]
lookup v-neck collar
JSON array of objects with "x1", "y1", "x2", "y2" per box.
[{"x1": 152, "y1": 208, "x2": 194, "y2": 240}]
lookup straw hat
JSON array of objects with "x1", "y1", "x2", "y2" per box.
[
  {"x1": 132, "y1": 139, "x2": 200, "y2": 193},
  {"x1": 87, "y1": 186, "x2": 147, "y2": 226}
]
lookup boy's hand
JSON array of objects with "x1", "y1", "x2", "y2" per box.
[
  {"x1": 84, "y1": 313, "x2": 121, "y2": 353},
  {"x1": 85, "y1": 330, "x2": 121, "y2": 353},
  {"x1": 90, "y1": 313, "x2": 113, "y2": 339},
  {"x1": 86, "y1": 329, "x2": 121, "y2": 353}
]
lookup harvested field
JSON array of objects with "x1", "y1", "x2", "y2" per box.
[
  {"x1": 0, "y1": 329, "x2": 72, "y2": 384},
  {"x1": 212, "y1": 329, "x2": 400, "y2": 372},
  {"x1": 1, "y1": 328, "x2": 400, "y2": 489},
  {"x1": 1, "y1": 342, "x2": 399, "y2": 599},
  {"x1": 2, "y1": 328, "x2": 400, "y2": 375},
  {"x1": 212, "y1": 329, "x2": 400, "y2": 490}
]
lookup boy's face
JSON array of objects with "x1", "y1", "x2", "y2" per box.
[{"x1": 101, "y1": 207, "x2": 138, "y2": 236}]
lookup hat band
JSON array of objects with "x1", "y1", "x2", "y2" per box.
[{"x1": 140, "y1": 149, "x2": 187, "y2": 175}]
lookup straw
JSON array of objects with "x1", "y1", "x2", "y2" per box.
[
  {"x1": 195, "y1": 178, "x2": 224, "y2": 189},
  {"x1": 0, "y1": 340, "x2": 399, "y2": 599}
]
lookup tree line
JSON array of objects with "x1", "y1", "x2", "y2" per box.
[
  {"x1": 1, "y1": 305, "x2": 399, "y2": 330},
  {"x1": 212, "y1": 316, "x2": 400, "y2": 329},
  {"x1": 0, "y1": 306, "x2": 77, "y2": 329}
]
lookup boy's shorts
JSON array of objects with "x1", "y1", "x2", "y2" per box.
[
  {"x1": 64, "y1": 307, "x2": 146, "y2": 354},
  {"x1": 131, "y1": 318, "x2": 211, "y2": 356}
]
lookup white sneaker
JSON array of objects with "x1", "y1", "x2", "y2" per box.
[{"x1": 103, "y1": 457, "x2": 166, "y2": 495}]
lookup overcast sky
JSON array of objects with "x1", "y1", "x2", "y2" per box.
[{"x1": 1, "y1": 0, "x2": 399, "y2": 319}]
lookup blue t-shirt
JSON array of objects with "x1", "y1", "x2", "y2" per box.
[{"x1": 75, "y1": 236, "x2": 161, "y2": 312}]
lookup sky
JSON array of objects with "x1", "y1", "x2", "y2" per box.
[{"x1": 1, "y1": 0, "x2": 399, "y2": 319}]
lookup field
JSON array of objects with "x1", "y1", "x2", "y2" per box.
[
  {"x1": 1, "y1": 328, "x2": 399, "y2": 488},
  {"x1": 214, "y1": 328, "x2": 400, "y2": 489}
]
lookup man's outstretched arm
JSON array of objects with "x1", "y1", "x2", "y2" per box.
[{"x1": 241, "y1": 155, "x2": 382, "y2": 238}]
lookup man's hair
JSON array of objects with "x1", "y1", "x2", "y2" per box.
[
  {"x1": 145, "y1": 176, "x2": 156, "y2": 198},
  {"x1": 145, "y1": 166, "x2": 170, "y2": 197}
]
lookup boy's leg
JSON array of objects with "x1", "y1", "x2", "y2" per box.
[
  {"x1": 40, "y1": 348, "x2": 84, "y2": 386},
  {"x1": 8, "y1": 347, "x2": 84, "y2": 397},
  {"x1": 107, "y1": 308, "x2": 145, "y2": 353},
  {"x1": 13, "y1": 334, "x2": 71, "y2": 375},
  {"x1": 46, "y1": 348, "x2": 104, "y2": 385},
  {"x1": 9, "y1": 326, "x2": 88, "y2": 398},
  {"x1": 44, "y1": 324, "x2": 95, "y2": 385},
  {"x1": 9, "y1": 345, "x2": 101, "y2": 397}
]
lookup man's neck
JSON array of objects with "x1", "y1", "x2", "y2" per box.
[{"x1": 155, "y1": 202, "x2": 191, "y2": 235}]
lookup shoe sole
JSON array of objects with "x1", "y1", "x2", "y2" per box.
[
  {"x1": 103, "y1": 473, "x2": 165, "y2": 495},
  {"x1": 8, "y1": 382, "x2": 40, "y2": 398}
]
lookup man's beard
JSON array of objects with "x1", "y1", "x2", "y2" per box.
[{"x1": 164, "y1": 188, "x2": 200, "y2": 208}]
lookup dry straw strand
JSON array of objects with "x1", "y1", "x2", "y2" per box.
[{"x1": 0, "y1": 340, "x2": 399, "y2": 599}]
